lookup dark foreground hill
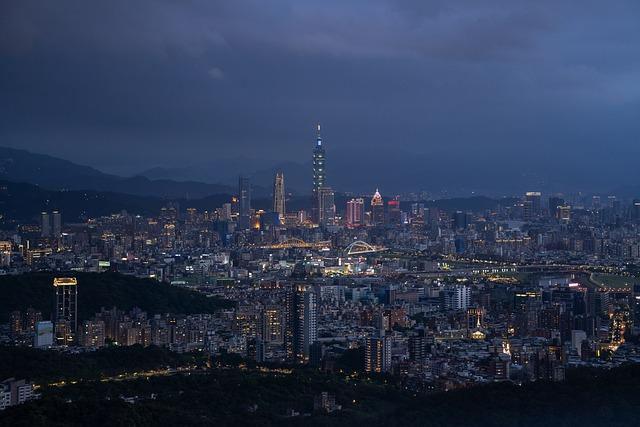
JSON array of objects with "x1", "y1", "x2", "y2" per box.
[
  {"x1": 0, "y1": 272, "x2": 233, "y2": 322},
  {"x1": 2, "y1": 361, "x2": 640, "y2": 427}
]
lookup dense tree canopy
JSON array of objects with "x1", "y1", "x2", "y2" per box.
[{"x1": 0, "y1": 272, "x2": 233, "y2": 322}]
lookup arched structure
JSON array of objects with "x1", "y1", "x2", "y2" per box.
[{"x1": 344, "y1": 240, "x2": 387, "y2": 256}]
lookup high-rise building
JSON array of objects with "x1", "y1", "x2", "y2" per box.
[
  {"x1": 371, "y1": 189, "x2": 384, "y2": 225},
  {"x1": 442, "y1": 284, "x2": 471, "y2": 310},
  {"x1": 557, "y1": 205, "x2": 571, "y2": 221},
  {"x1": 79, "y1": 320, "x2": 106, "y2": 348},
  {"x1": 238, "y1": 176, "x2": 252, "y2": 229},
  {"x1": 273, "y1": 172, "x2": 286, "y2": 219},
  {"x1": 548, "y1": 196, "x2": 565, "y2": 215},
  {"x1": 9, "y1": 311, "x2": 22, "y2": 336},
  {"x1": 285, "y1": 284, "x2": 318, "y2": 363},
  {"x1": 346, "y1": 198, "x2": 365, "y2": 227},
  {"x1": 53, "y1": 277, "x2": 78, "y2": 345},
  {"x1": 524, "y1": 191, "x2": 542, "y2": 220},
  {"x1": 633, "y1": 199, "x2": 640, "y2": 220},
  {"x1": 40, "y1": 212, "x2": 50, "y2": 238},
  {"x1": 34, "y1": 321, "x2": 54, "y2": 348},
  {"x1": 408, "y1": 330, "x2": 429, "y2": 361},
  {"x1": 312, "y1": 124, "x2": 326, "y2": 223},
  {"x1": 364, "y1": 336, "x2": 391, "y2": 373},
  {"x1": 317, "y1": 186, "x2": 335, "y2": 226},
  {"x1": 52, "y1": 211, "x2": 62, "y2": 237},
  {"x1": 261, "y1": 305, "x2": 283, "y2": 343},
  {"x1": 387, "y1": 197, "x2": 401, "y2": 225},
  {"x1": 454, "y1": 211, "x2": 468, "y2": 230},
  {"x1": 25, "y1": 308, "x2": 42, "y2": 333}
]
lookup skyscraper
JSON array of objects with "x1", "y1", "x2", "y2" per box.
[
  {"x1": 371, "y1": 189, "x2": 384, "y2": 225},
  {"x1": 318, "y1": 186, "x2": 335, "y2": 226},
  {"x1": 524, "y1": 191, "x2": 542, "y2": 220},
  {"x1": 346, "y1": 198, "x2": 365, "y2": 227},
  {"x1": 238, "y1": 176, "x2": 251, "y2": 229},
  {"x1": 53, "y1": 277, "x2": 78, "y2": 345},
  {"x1": 387, "y1": 197, "x2": 401, "y2": 225},
  {"x1": 52, "y1": 211, "x2": 62, "y2": 238},
  {"x1": 273, "y1": 172, "x2": 286, "y2": 219},
  {"x1": 312, "y1": 124, "x2": 325, "y2": 223},
  {"x1": 285, "y1": 284, "x2": 317, "y2": 363},
  {"x1": 40, "y1": 212, "x2": 50, "y2": 238}
]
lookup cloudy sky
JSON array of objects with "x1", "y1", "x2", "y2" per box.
[{"x1": 1, "y1": 1, "x2": 639, "y2": 193}]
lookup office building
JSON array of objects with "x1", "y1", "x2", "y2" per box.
[
  {"x1": 273, "y1": 172, "x2": 286, "y2": 219},
  {"x1": 34, "y1": 321, "x2": 54, "y2": 348},
  {"x1": 285, "y1": 284, "x2": 317, "y2": 363},
  {"x1": 317, "y1": 186, "x2": 335, "y2": 226},
  {"x1": 371, "y1": 189, "x2": 384, "y2": 225},
  {"x1": 524, "y1": 191, "x2": 542, "y2": 220},
  {"x1": 53, "y1": 277, "x2": 78, "y2": 345},
  {"x1": 40, "y1": 212, "x2": 50, "y2": 238},
  {"x1": 238, "y1": 176, "x2": 252, "y2": 229},
  {"x1": 52, "y1": 211, "x2": 62, "y2": 237},
  {"x1": 346, "y1": 198, "x2": 365, "y2": 227},
  {"x1": 387, "y1": 197, "x2": 401, "y2": 225}
]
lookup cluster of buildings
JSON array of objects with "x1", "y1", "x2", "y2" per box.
[
  {"x1": 3, "y1": 126, "x2": 640, "y2": 393},
  {"x1": 0, "y1": 378, "x2": 37, "y2": 411}
]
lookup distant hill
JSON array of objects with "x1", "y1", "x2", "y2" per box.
[
  {"x1": 0, "y1": 180, "x2": 167, "y2": 223},
  {"x1": 0, "y1": 146, "x2": 234, "y2": 198},
  {"x1": 0, "y1": 272, "x2": 234, "y2": 322}
]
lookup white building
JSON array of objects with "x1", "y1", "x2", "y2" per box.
[{"x1": 34, "y1": 321, "x2": 54, "y2": 348}]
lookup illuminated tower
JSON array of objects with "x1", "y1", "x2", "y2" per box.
[
  {"x1": 53, "y1": 277, "x2": 78, "y2": 345},
  {"x1": 371, "y1": 189, "x2": 384, "y2": 225},
  {"x1": 312, "y1": 124, "x2": 325, "y2": 223},
  {"x1": 273, "y1": 172, "x2": 286, "y2": 219},
  {"x1": 285, "y1": 284, "x2": 317, "y2": 363}
]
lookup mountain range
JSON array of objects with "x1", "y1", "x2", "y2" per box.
[{"x1": 0, "y1": 146, "x2": 240, "y2": 199}]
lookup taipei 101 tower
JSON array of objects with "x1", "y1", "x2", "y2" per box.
[{"x1": 312, "y1": 124, "x2": 325, "y2": 224}]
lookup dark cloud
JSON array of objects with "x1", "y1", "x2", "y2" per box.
[{"x1": 0, "y1": 0, "x2": 639, "y2": 193}]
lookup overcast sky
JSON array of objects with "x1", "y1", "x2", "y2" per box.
[{"x1": 1, "y1": 1, "x2": 639, "y2": 192}]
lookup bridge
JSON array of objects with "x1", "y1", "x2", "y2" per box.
[
  {"x1": 260, "y1": 238, "x2": 332, "y2": 250},
  {"x1": 344, "y1": 240, "x2": 387, "y2": 256}
]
